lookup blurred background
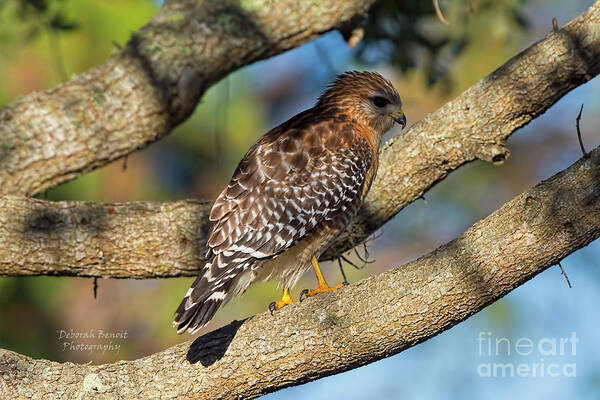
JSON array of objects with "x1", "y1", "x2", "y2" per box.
[{"x1": 0, "y1": 0, "x2": 598, "y2": 398}]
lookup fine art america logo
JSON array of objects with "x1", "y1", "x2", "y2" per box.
[
  {"x1": 56, "y1": 328, "x2": 128, "y2": 354},
  {"x1": 477, "y1": 331, "x2": 578, "y2": 378}
]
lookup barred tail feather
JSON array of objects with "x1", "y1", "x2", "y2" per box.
[
  {"x1": 173, "y1": 281, "x2": 230, "y2": 334},
  {"x1": 173, "y1": 256, "x2": 243, "y2": 334},
  {"x1": 174, "y1": 291, "x2": 226, "y2": 334}
]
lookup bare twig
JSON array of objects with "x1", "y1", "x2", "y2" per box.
[
  {"x1": 363, "y1": 242, "x2": 370, "y2": 260},
  {"x1": 353, "y1": 247, "x2": 375, "y2": 264},
  {"x1": 340, "y1": 255, "x2": 363, "y2": 269},
  {"x1": 576, "y1": 104, "x2": 589, "y2": 157},
  {"x1": 558, "y1": 262, "x2": 573, "y2": 288},
  {"x1": 337, "y1": 258, "x2": 349, "y2": 285},
  {"x1": 93, "y1": 277, "x2": 99, "y2": 299},
  {"x1": 553, "y1": 17, "x2": 560, "y2": 32}
]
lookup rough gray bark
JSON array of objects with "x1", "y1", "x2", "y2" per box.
[
  {"x1": 2, "y1": 145, "x2": 599, "y2": 400},
  {"x1": 1, "y1": 1, "x2": 599, "y2": 278},
  {"x1": 0, "y1": 0, "x2": 375, "y2": 197},
  {"x1": 0, "y1": 197, "x2": 212, "y2": 278}
]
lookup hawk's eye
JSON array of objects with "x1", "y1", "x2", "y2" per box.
[{"x1": 372, "y1": 96, "x2": 389, "y2": 108}]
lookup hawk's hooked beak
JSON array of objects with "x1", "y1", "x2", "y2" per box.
[{"x1": 391, "y1": 108, "x2": 406, "y2": 129}]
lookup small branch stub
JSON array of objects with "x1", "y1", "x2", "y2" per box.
[
  {"x1": 346, "y1": 27, "x2": 364, "y2": 48},
  {"x1": 93, "y1": 278, "x2": 99, "y2": 299}
]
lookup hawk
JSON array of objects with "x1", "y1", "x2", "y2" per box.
[{"x1": 174, "y1": 71, "x2": 405, "y2": 334}]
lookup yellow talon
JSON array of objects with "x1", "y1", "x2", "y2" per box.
[
  {"x1": 269, "y1": 288, "x2": 294, "y2": 314},
  {"x1": 300, "y1": 256, "x2": 346, "y2": 302}
]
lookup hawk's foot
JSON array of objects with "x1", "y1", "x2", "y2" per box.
[
  {"x1": 269, "y1": 288, "x2": 294, "y2": 314},
  {"x1": 299, "y1": 256, "x2": 347, "y2": 302},
  {"x1": 299, "y1": 281, "x2": 346, "y2": 302}
]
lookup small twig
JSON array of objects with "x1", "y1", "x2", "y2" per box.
[
  {"x1": 419, "y1": 195, "x2": 428, "y2": 205},
  {"x1": 576, "y1": 104, "x2": 588, "y2": 157},
  {"x1": 93, "y1": 277, "x2": 99, "y2": 299},
  {"x1": 433, "y1": 0, "x2": 450, "y2": 25},
  {"x1": 337, "y1": 258, "x2": 349, "y2": 285},
  {"x1": 337, "y1": 244, "x2": 376, "y2": 284},
  {"x1": 557, "y1": 262, "x2": 572, "y2": 288},
  {"x1": 122, "y1": 155, "x2": 128, "y2": 171},
  {"x1": 363, "y1": 242, "x2": 370, "y2": 260},
  {"x1": 353, "y1": 247, "x2": 375, "y2": 264},
  {"x1": 346, "y1": 235, "x2": 374, "y2": 267},
  {"x1": 340, "y1": 255, "x2": 363, "y2": 270},
  {"x1": 552, "y1": 17, "x2": 559, "y2": 32}
]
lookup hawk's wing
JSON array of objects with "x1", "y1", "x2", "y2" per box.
[{"x1": 208, "y1": 117, "x2": 373, "y2": 264}]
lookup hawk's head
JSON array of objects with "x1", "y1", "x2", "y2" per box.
[{"x1": 317, "y1": 71, "x2": 406, "y2": 137}]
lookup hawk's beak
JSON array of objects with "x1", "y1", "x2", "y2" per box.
[{"x1": 391, "y1": 108, "x2": 406, "y2": 129}]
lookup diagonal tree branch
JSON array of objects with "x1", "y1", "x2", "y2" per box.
[
  {"x1": 2, "y1": 144, "x2": 600, "y2": 400},
  {"x1": 1, "y1": 1, "x2": 599, "y2": 278},
  {"x1": 0, "y1": 0, "x2": 375, "y2": 197}
]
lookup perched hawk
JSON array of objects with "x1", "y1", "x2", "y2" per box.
[{"x1": 174, "y1": 71, "x2": 405, "y2": 334}]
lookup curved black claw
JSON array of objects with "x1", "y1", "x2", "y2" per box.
[
  {"x1": 299, "y1": 289, "x2": 309, "y2": 302},
  {"x1": 268, "y1": 301, "x2": 276, "y2": 315}
]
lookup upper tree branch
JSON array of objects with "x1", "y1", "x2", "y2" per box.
[
  {"x1": 2, "y1": 144, "x2": 600, "y2": 400},
  {"x1": 0, "y1": 0, "x2": 375, "y2": 197},
  {"x1": 1, "y1": 2, "x2": 599, "y2": 278}
]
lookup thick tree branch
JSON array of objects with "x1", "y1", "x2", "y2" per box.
[
  {"x1": 0, "y1": 197, "x2": 212, "y2": 278},
  {"x1": 1, "y1": 1, "x2": 599, "y2": 278},
  {"x1": 0, "y1": 0, "x2": 375, "y2": 197},
  {"x1": 2, "y1": 145, "x2": 600, "y2": 400}
]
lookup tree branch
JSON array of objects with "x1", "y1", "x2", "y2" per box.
[
  {"x1": 0, "y1": 0, "x2": 375, "y2": 197},
  {"x1": 2, "y1": 144, "x2": 600, "y2": 399},
  {"x1": 0, "y1": 197, "x2": 212, "y2": 278},
  {"x1": 1, "y1": 1, "x2": 599, "y2": 278}
]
